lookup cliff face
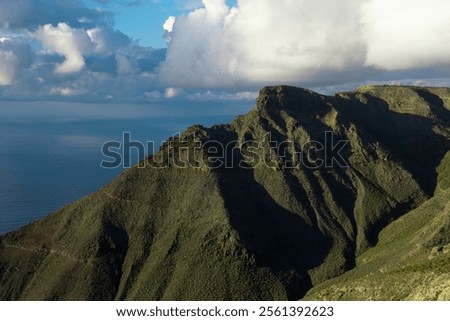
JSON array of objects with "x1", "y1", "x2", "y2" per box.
[{"x1": 0, "y1": 85, "x2": 449, "y2": 300}]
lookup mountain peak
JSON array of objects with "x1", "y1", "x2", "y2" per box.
[{"x1": 256, "y1": 85, "x2": 330, "y2": 114}]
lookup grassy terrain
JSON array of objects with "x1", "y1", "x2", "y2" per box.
[
  {"x1": 0, "y1": 85, "x2": 449, "y2": 300},
  {"x1": 305, "y1": 153, "x2": 450, "y2": 300}
]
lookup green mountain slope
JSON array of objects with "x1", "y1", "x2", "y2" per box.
[
  {"x1": 0, "y1": 85, "x2": 449, "y2": 300},
  {"x1": 305, "y1": 152, "x2": 450, "y2": 300}
]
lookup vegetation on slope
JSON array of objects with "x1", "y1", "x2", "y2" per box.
[
  {"x1": 305, "y1": 152, "x2": 450, "y2": 300},
  {"x1": 0, "y1": 85, "x2": 449, "y2": 300}
]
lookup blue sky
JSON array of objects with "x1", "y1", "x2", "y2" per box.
[
  {"x1": 1, "y1": 0, "x2": 450, "y2": 103},
  {"x1": 83, "y1": 0, "x2": 239, "y2": 48},
  {"x1": 84, "y1": 0, "x2": 201, "y2": 48}
]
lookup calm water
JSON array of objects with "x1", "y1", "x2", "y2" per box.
[{"x1": 0, "y1": 100, "x2": 252, "y2": 235}]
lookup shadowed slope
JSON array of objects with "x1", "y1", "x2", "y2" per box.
[{"x1": 305, "y1": 152, "x2": 450, "y2": 300}]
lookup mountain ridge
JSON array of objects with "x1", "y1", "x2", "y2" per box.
[{"x1": 0, "y1": 85, "x2": 449, "y2": 300}]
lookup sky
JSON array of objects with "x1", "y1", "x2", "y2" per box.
[{"x1": 0, "y1": 0, "x2": 450, "y2": 103}]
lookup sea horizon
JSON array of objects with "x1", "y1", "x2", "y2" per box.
[{"x1": 0, "y1": 100, "x2": 251, "y2": 235}]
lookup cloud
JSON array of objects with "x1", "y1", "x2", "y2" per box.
[
  {"x1": 186, "y1": 90, "x2": 258, "y2": 101},
  {"x1": 2, "y1": 0, "x2": 450, "y2": 102},
  {"x1": 161, "y1": 0, "x2": 366, "y2": 87},
  {"x1": 115, "y1": 53, "x2": 135, "y2": 75},
  {"x1": 33, "y1": 23, "x2": 93, "y2": 74},
  {"x1": 0, "y1": 0, "x2": 166, "y2": 101},
  {"x1": 161, "y1": 0, "x2": 450, "y2": 88},
  {"x1": 87, "y1": 27, "x2": 131, "y2": 55},
  {"x1": 0, "y1": 0, "x2": 112, "y2": 30},
  {"x1": 0, "y1": 37, "x2": 33, "y2": 85},
  {"x1": 0, "y1": 50, "x2": 17, "y2": 85},
  {"x1": 164, "y1": 87, "x2": 183, "y2": 98},
  {"x1": 361, "y1": 0, "x2": 450, "y2": 70},
  {"x1": 163, "y1": 16, "x2": 176, "y2": 41}
]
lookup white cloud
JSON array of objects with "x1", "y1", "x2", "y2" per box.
[
  {"x1": 163, "y1": 16, "x2": 176, "y2": 33},
  {"x1": 50, "y1": 87, "x2": 85, "y2": 96},
  {"x1": 33, "y1": 23, "x2": 93, "y2": 74},
  {"x1": 176, "y1": 0, "x2": 203, "y2": 10},
  {"x1": 186, "y1": 90, "x2": 258, "y2": 101},
  {"x1": 361, "y1": 0, "x2": 450, "y2": 70},
  {"x1": 161, "y1": 0, "x2": 366, "y2": 87},
  {"x1": 0, "y1": 50, "x2": 18, "y2": 85},
  {"x1": 87, "y1": 27, "x2": 131, "y2": 55},
  {"x1": 116, "y1": 53, "x2": 135, "y2": 75},
  {"x1": 0, "y1": 37, "x2": 32, "y2": 86},
  {"x1": 145, "y1": 90, "x2": 163, "y2": 100},
  {"x1": 161, "y1": 0, "x2": 450, "y2": 88},
  {"x1": 164, "y1": 87, "x2": 182, "y2": 98}
]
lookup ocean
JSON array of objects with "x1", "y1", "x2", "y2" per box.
[{"x1": 0, "y1": 100, "x2": 252, "y2": 235}]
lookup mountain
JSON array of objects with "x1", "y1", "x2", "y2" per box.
[
  {"x1": 0, "y1": 85, "x2": 449, "y2": 300},
  {"x1": 305, "y1": 151, "x2": 450, "y2": 300}
]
